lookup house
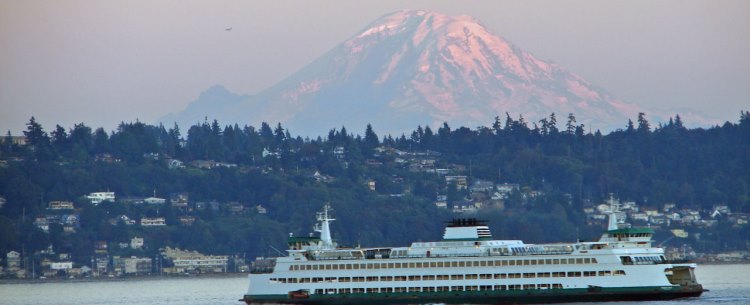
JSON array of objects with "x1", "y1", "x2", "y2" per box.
[
  {"x1": 312, "y1": 171, "x2": 333, "y2": 183},
  {"x1": 48, "y1": 201, "x2": 74, "y2": 210},
  {"x1": 367, "y1": 180, "x2": 376, "y2": 191},
  {"x1": 34, "y1": 216, "x2": 50, "y2": 232},
  {"x1": 6, "y1": 251, "x2": 21, "y2": 269},
  {"x1": 191, "y1": 160, "x2": 216, "y2": 169},
  {"x1": 113, "y1": 256, "x2": 152, "y2": 275},
  {"x1": 144, "y1": 196, "x2": 166, "y2": 205},
  {"x1": 87, "y1": 192, "x2": 115, "y2": 205},
  {"x1": 0, "y1": 196, "x2": 5, "y2": 209},
  {"x1": 94, "y1": 153, "x2": 121, "y2": 163},
  {"x1": 119, "y1": 196, "x2": 144, "y2": 205},
  {"x1": 469, "y1": 179, "x2": 495, "y2": 193},
  {"x1": 256, "y1": 205, "x2": 267, "y2": 214},
  {"x1": 130, "y1": 237, "x2": 144, "y2": 249},
  {"x1": 445, "y1": 176, "x2": 468, "y2": 190},
  {"x1": 496, "y1": 183, "x2": 520, "y2": 194},
  {"x1": 170, "y1": 192, "x2": 189, "y2": 208},
  {"x1": 161, "y1": 247, "x2": 229, "y2": 274},
  {"x1": 333, "y1": 146, "x2": 345, "y2": 159},
  {"x1": 178, "y1": 216, "x2": 196, "y2": 226},
  {"x1": 227, "y1": 202, "x2": 245, "y2": 214},
  {"x1": 166, "y1": 158, "x2": 185, "y2": 169},
  {"x1": 140, "y1": 217, "x2": 166, "y2": 226}
]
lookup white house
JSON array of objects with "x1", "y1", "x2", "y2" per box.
[
  {"x1": 140, "y1": 217, "x2": 166, "y2": 226},
  {"x1": 87, "y1": 192, "x2": 115, "y2": 205}
]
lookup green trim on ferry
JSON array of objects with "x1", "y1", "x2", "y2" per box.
[
  {"x1": 607, "y1": 227, "x2": 655, "y2": 234},
  {"x1": 245, "y1": 285, "x2": 683, "y2": 302}
]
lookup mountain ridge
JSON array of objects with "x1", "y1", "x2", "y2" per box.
[{"x1": 161, "y1": 10, "x2": 712, "y2": 136}]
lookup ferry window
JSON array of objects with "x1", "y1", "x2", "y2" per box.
[
  {"x1": 312, "y1": 277, "x2": 323, "y2": 283},
  {"x1": 494, "y1": 285, "x2": 507, "y2": 290},
  {"x1": 472, "y1": 261, "x2": 479, "y2": 267},
  {"x1": 451, "y1": 286, "x2": 464, "y2": 292},
  {"x1": 508, "y1": 273, "x2": 521, "y2": 279},
  {"x1": 409, "y1": 262, "x2": 416, "y2": 268},
  {"x1": 583, "y1": 271, "x2": 596, "y2": 277},
  {"x1": 395, "y1": 287, "x2": 406, "y2": 293},
  {"x1": 437, "y1": 275, "x2": 449, "y2": 280},
  {"x1": 523, "y1": 284, "x2": 536, "y2": 290},
  {"x1": 592, "y1": 258, "x2": 598, "y2": 263},
  {"x1": 502, "y1": 260, "x2": 508, "y2": 266},
  {"x1": 395, "y1": 276, "x2": 407, "y2": 281},
  {"x1": 388, "y1": 263, "x2": 394, "y2": 268},
  {"x1": 312, "y1": 265, "x2": 319, "y2": 270},
  {"x1": 353, "y1": 288, "x2": 364, "y2": 293},
  {"x1": 576, "y1": 258, "x2": 584, "y2": 264},
  {"x1": 480, "y1": 285, "x2": 492, "y2": 291},
  {"x1": 423, "y1": 275, "x2": 435, "y2": 281},
  {"x1": 466, "y1": 286, "x2": 478, "y2": 291},
  {"x1": 380, "y1": 276, "x2": 392, "y2": 281},
  {"x1": 598, "y1": 270, "x2": 611, "y2": 276},
  {"x1": 353, "y1": 276, "x2": 364, "y2": 282},
  {"x1": 420, "y1": 262, "x2": 427, "y2": 268},
  {"x1": 584, "y1": 258, "x2": 591, "y2": 264},
  {"x1": 545, "y1": 259, "x2": 552, "y2": 264},
  {"x1": 451, "y1": 274, "x2": 464, "y2": 280},
  {"x1": 438, "y1": 286, "x2": 449, "y2": 292},
  {"x1": 408, "y1": 275, "x2": 421, "y2": 281},
  {"x1": 539, "y1": 284, "x2": 550, "y2": 289},
  {"x1": 300, "y1": 278, "x2": 310, "y2": 283},
  {"x1": 615, "y1": 270, "x2": 626, "y2": 276},
  {"x1": 430, "y1": 262, "x2": 437, "y2": 268},
  {"x1": 509, "y1": 260, "x2": 516, "y2": 266},
  {"x1": 553, "y1": 259, "x2": 560, "y2": 264},
  {"x1": 480, "y1": 274, "x2": 492, "y2": 279},
  {"x1": 367, "y1": 263, "x2": 373, "y2": 269},
  {"x1": 552, "y1": 272, "x2": 565, "y2": 277},
  {"x1": 408, "y1": 287, "x2": 420, "y2": 292},
  {"x1": 538, "y1": 272, "x2": 550, "y2": 278},
  {"x1": 466, "y1": 274, "x2": 478, "y2": 279},
  {"x1": 339, "y1": 288, "x2": 351, "y2": 294},
  {"x1": 366, "y1": 288, "x2": 377, "y2": 293},
  {"x1": 315, "y1": 289, "x2": 323, "y2": 294},
  {"x1": 509, "y1": 284, "x2": 521, "y2": 290},
  {"x1": 424, "y1": 287, "x2": 435, "y2": 292},
  {"x1": 325, "y1": 277, "x2": 335, "y2": 282},
  {"x1": 325, "y1": 265, "x2": 332, "y2": 270},
  {"x1": 567, "y1": 271, "x2": 581, "y2": 277},
  {"x1": 530, "y1": 260, "x2": 537, "y2": 265},
  {"x1": 459, "y1": 261, "x2": 466, "y2": 267},
  {"x1": 437, "y1": 262, "x2": 444, "y2": 268},
  {"x1": 552, "y1": 284, "x2": 563, "y2": 289},
  {"x1": 523, "y1": 273, "x2": 535, "y2": 278},
  {"x1": 338, "y1": 277, "x2": 350, "y2": 282},
  {"x1": 345, "y1": 264, "x2": 352, "y2": 270},
  {"x1": 367, "y1": 276, "x2": 378, "y2": 282},
  {"x1": 288, "y1": 278, "x2": 298, "y2": 283},
  {"x1": 381, "y1": 287, "x2": 393, "y2": 293},
  {"x1": 495, "y1": 273, "x2": 506, "y2": 279}
]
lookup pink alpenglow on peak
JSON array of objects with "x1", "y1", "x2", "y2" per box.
[{"x1": 165, "y1": 10, "x2": 670, "y2": 137}]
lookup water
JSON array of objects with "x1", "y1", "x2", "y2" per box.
[{"x1": 0, "y1": 264, "x2": 748, "y2": 305}]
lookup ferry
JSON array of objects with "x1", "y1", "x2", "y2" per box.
[{"x1": 242, "y1": 200, "x2": 704, "y2": 304}]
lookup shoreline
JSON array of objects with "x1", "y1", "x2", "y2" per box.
[{"x1": 0, "y1": 272, "x2": 246, "y2": 285}]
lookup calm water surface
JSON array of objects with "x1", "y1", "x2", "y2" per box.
[{"x1": 0, "y1": 264, "x2": 747, "y2": 305}]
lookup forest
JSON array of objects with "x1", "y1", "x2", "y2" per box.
[{"x1": 0, "y1": 111, "x2": 748, "y2": 267}]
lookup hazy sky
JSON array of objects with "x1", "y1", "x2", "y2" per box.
[{"x1": 1, "y1": 0, "x2": 748, "y2": 135}]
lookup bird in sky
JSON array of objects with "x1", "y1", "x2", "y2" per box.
[{"x1": 225, "y1": 27, "x2": 232, "y2": 31}]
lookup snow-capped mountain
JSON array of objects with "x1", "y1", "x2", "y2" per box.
[{"x1": 164, "y1": 10, "x2": 670, "y2": 136}]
